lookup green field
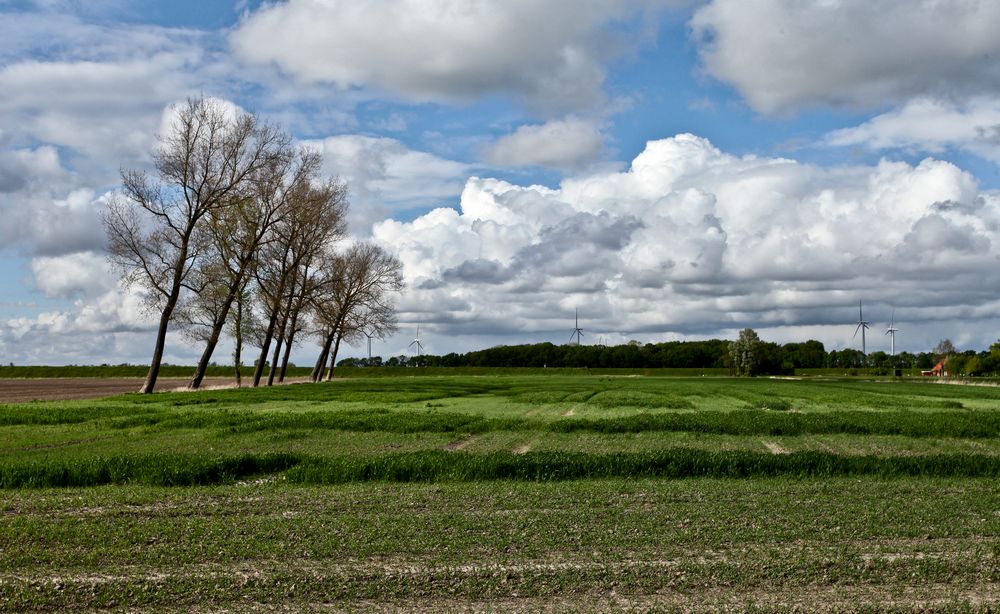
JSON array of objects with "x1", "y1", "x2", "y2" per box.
[{"x1": 3, "y1": 375, "x2": 1000, "y2": 611}]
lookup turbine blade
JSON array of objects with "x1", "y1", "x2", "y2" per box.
[{"x1": 853, "y1": 323, "x2": 862, "y2": 338}]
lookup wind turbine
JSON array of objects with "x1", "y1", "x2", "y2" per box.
[
  {"x1": 360, "y1": 328, "x2": 374, "y2": 361},
  {"x1": 885, "y1": 310, "x2": 900, "y2": 356},
  {"x1": 569, "y1": 309, "x2": 584, "y2": 345},
  {"x1": 853, "y1": 300, "x2": 870, "y2": 356},
  {"x1": 408, "y1": 325, "x2": 424, "y2": 357}
]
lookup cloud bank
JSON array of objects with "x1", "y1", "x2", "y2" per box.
[{"x1": 374, "y1": 134, "x2": 1000, "y2": 350}]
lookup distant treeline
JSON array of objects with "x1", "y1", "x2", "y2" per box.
[
  {"x1": 5, "y1": 342, "x2": 998, "y2": 379},
  {"x1": 338, "y1": 340, "x2": 1000, "y2": 376}
]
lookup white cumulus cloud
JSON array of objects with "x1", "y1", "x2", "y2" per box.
[
  {"x1": 306, "y1": 135, "x2": 474, "y2": 233},
  {"x1": 231, "y1": 0, "x2": 675, "y2": 113},
  {"x1": 0, "y1": 14, "x2": 216, "y2": 179},
  {"x1": 825, "y1": 98, "x2": 1000, "y2": 165},
  {"x1": 30, "y1": 250, "x2": 117, "y2": 299},
  {"x1": 484, "y1": 117, "x2": 605, "y2": 169},
  {"x1": 691, "y1": 0, "x2": 1000, "y2": 114}
]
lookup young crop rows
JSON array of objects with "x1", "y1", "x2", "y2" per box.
[{"x1": 2, "y1": 375, "x2": 999, "y2": 611}]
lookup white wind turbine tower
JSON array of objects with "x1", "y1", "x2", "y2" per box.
[
  {"x1": 853, "y1": 300, "x2": 871, "y2": 356},
  {"x1": 885, "y1": 310, "x2": 900, "y2": 356},
  {"x1": 361, "y1": 328, "x2": 374, "y2": 361},
  {"x1": 409, "y1": 325, "x2": 424, "y2": 357},
  {"x1": 569, "y1": 309, "x2": 584, "y2": 345}
]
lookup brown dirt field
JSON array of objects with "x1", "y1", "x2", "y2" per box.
[{"x1": 0, "y1": 377, "x2": 310, "y2": 403}]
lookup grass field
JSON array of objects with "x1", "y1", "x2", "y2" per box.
[{"x1": 3, "y1": 375, "x2": 1000, "y2": 611}]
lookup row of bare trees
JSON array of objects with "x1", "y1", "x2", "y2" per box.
[{"x1": 104, "y1": 98, "x2": 403, "y2": 393}]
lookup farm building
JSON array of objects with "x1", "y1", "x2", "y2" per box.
[{"x1": 921, "y1": 359, "x2": 948, "y2": 377}]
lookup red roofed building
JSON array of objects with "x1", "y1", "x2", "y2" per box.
[{"x1": 921, "y1": 359, "x2": 948, "y2": 377}]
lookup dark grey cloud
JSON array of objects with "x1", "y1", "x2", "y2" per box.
[
  {"x1": 0, "y1": 157, "x2": 28, "y2": 193},
  {"x1": 442, "y1": 259, "x2": 515, "y2": 285}
]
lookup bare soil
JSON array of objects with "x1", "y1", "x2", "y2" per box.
[
  {"x1": 762, "y1": 440, "x2": 789, "y2": 455},
  {"x1": 443, "y1": 435, "x2": 477, "y2": 452},
  {"x1": 0, "y1": 377, "x2": 310, "y2": 402}
]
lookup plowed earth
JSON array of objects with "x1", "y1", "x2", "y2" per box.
[{"x1": 0, "y1": 377, "x2": 308, "y2": 402}]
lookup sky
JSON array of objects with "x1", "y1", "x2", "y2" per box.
[{"x1": 2, "y1": 0, "x2": 1000, "y2": 366}]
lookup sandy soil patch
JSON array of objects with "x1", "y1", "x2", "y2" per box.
[
  {"x1": 443, "y1": 436, "x2": 476, "y2": 452},
  {"x1": 762, "y1": 440, "x2": 788, "y2": 455}
]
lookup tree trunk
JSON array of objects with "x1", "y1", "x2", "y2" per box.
[
  {"x1": 271, "y1": 265, "x2": 308, "y2": 385},
  {"x1": 254, "y1": 254, "x2": 298, "y2": 387},
  {"x1": 234, "y1": 340, "x2": 243, "y2": 388},
  {"x1": 188, "y1": 253, "x2": 257, "y2": 389},
  {"x1": 252, "y1": 303, "x2": 280, "y2": 387},
  {"x1": 326, "y1": 333, "x2": 343, "y2": 381},
  {"x1": 188, "y1": 292, "x2": 238, "y2": 390},
  {"x1": 278, "y1": 302, "x2": 305, "y2": 383},
  {"x1": 311, "y1": 329, "x2": 335, "y2": 382},
  {"x1": 233, "y1": 290, "x2": 244, "y2": 388},
  {"x1": 141, "y1": 248, "x2": 188, "y2": 394},
  {"x1": 267, "y1": 321, "x2": 286, "y2": 387},
  {"x1": 278, "y1": 327, "x2": 295, "y2": 383},
  {"x1": 252, "y1": 277, "x2": 287, "y2": 387},
  {"x1": 142, "y1": 303, "x2": 174, "y2": 394}
]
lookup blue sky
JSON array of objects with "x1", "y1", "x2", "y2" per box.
[{"x1": 2, "y1": 0, "x2": 1000, "y2": 365}]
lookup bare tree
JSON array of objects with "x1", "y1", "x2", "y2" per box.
[
  {"x1": 251, "y1": 179, "x2": 348, "y2": 387},
  {"x1": 229, "y1": 279, "x2": 254, "y2": 387},
  {"x1": 104, "y1": 97, "x2": 287, "y2": 393},
  {"x1": 266, "y1": 255, "x2": 314, "y2": 386},
  {"x1": 275, "y1": 261, "x2": 322, "y2": 383},
  {"x1": 178, "y1": 148, "x2": 320, "y2": 389},
  {"x1": 349, "y1": 302, "x2": 398, "y2": 367},
  {"x1": 934, "y1": 339, "x2": 957, "y2": 359},
  {"x1": 310, "y1": 242, "x2": 403, "y2": 381}
]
